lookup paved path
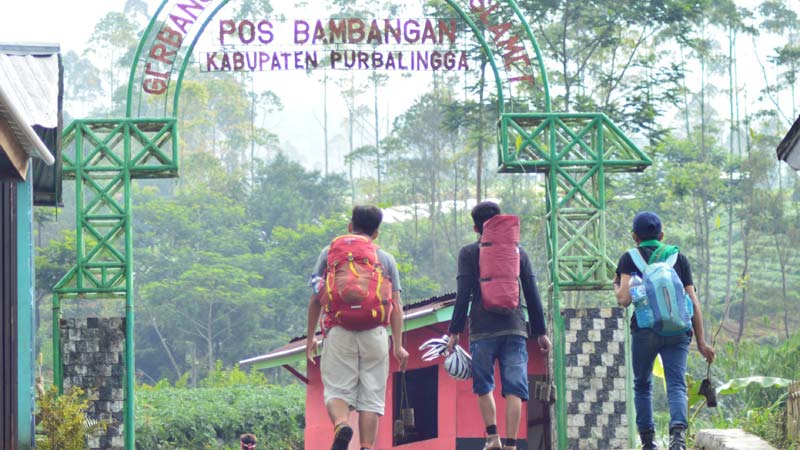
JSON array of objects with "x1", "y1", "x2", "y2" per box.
[{"x1": 695, "y1": 428, "x2": 777, "y2": 450}]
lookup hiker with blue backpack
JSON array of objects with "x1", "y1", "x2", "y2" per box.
[{"x1": 614, "y1": 212, "x2": 716, "y2": 450}]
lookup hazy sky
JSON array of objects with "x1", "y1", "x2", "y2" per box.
[
  {"x1": 0, "y1": 0, "x2": 470, "y2": 174},
  {"x1": 1, "y1": 0, "x2": 796, "y2": 174}
]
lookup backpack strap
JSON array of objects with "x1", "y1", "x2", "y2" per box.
[
  {"x1": 664, "y1": 252, "x2": 679, "y2": 267},
  {"x1": 627, "y1": 248, "x2": 648, "y2": 273}
]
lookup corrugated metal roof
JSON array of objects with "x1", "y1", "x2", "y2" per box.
[
  {"x1": 0, "y1": 53, "x2": 59, "y2": 129},
  {"x1": 239, "y1": 293, "x2": 457, "y2": 369},
  {"x1": 0, "y1": 44, "x2": 63, "y2": 205}
]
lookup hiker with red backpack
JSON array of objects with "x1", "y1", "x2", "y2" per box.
[
  {"x1": 306, "y1": 205, "x2": 409, "y2": 450},
  {"x1": 614, "y1": 211, "x2": 716, "y2": 450},
  {"x1": 446, "y1": 201, "x2": 551, "y2": 450}
]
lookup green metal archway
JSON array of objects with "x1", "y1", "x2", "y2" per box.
[{"x1": 53, "y1": 1, "x2": 651, "y2": 448}]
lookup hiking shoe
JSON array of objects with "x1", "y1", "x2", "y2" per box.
[
  {"x1": 330, "y1": 424, "x2": 353, "y2": 450},
  {"x1": 669, "y1": 426, "x2": 686, "y2": 450},
  {"x1": 640, "y1": 429, "x2": 658, "y2": 450}
]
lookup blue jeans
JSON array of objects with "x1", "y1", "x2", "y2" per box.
[
  {"x1": 632, "y1": 328, "x2": 692, "y2": 432},
  {"x1": 470, "y1": 335, "x2": 529, "y2": 401}
]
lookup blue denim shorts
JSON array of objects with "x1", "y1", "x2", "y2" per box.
[{"x1": 470, "y1": 335, "x2": 529, "y2": 400}]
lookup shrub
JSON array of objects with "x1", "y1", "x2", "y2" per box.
[
  {"x1": 136, "y1": 384, "x2": 304, "y2": 449},
  {"x1": 36, "y1": 385, "x2": 107, "y2": 450}
]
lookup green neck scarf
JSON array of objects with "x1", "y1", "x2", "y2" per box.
[{"x1": 638, "y1": 239, "x2": 679, "y2": 264}]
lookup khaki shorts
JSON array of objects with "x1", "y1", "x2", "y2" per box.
[{"x1": 321, "y1": 326, "x2": 390, "y2": 415}]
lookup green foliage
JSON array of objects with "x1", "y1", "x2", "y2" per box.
[
  {"x1": 736, "y1": 398, "x2": 800, "y2": 450},
  {"x1": 716, "y1": 377, "x2": 793, "y2": 395},
  {"x1": 36, "y1": 3, "x2": 800, "y2": 447},
  {"x1": 36, "y1": 386, "x2": 107, "y2": 450},
  {"x1": 199, "y1": 362, "x2": 269, "y2": 388},
  {"x1": 136, "y1": 383, "x2": 304, "y2": 450}
]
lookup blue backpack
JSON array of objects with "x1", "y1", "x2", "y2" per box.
[{"x1": 627, "y1": 248, "x2": 694, "y2": 336}]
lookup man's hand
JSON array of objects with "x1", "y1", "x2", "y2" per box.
[
  {"x1": 306, "y1": 337, "x2": 319, "y2": 365},
  {"x1": 446, "y1": 333, "x2": 460, "y2": 354},
  {"x1": 394, "y1": 345, "x2": 409, "y2": 371},
  {"x1": 697, "y1": 341, "x2": 716, "y2": 363},
  {"x1": 537, "y1": 334, "x2": 552, "y2": 353}
]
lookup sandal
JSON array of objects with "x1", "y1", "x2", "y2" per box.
[
  {"x1": 330, "y1": 423, "x2": 353, "y2": 450},
  {"x1": 483, "y1": 435, "x2": 502, "y2": 450}
]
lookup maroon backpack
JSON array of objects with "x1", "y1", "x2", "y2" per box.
[{"x1": 479, "y1": 215, "x2": 520, "y2": 315}]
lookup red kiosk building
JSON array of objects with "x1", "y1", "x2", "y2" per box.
[{"x1": 240, "y1": 294, "x2": 551, "y2": 450}]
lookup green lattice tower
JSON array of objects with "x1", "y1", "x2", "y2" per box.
[
  {"x1": 498, "y1": 112, "x2": 650, "y2": 446},
  {"x1": 52, "y1": 118, "x2": 177, "y2": 448},
  {"x1": 51, "y1": 1, "x2": 651, "y2": 449}
]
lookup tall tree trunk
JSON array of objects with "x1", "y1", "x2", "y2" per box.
[
  {"x1": 724, "y1": 27, "x2": 736, "y2": 327},
  {"x1": 324, "y1": 74, "x2": 329, "y2": 177},
  {"x1": 374, "y1": 75, "x2": 381, "y2": 199},
  {"x1": 735, "y1": 227, "x2": 749, "y2": 346},
  {"x1": 774, "y1": 234, "x2": 790, "y2": 338},
  {"x1": 680, "y1": 47, "x2": 691, "y2": 137},
  {"x1": 477, "y1": 57, "x2": 488, "y2": 202},
  {"x1": 250, "y1": 76, "x2": 255, "y2": 185},
  {"x1": 701, "y1": 201, "x2": 711, "y2": 312},
  {"x1": 430, "y1": 76, "x2": 440, "y2": 271},
  {"x1": 207, "y1": 304, "x2": 214, "y2": 374},
  {"x1": 700, "y1": 20, "x2": 707, "y2": 159},
  {"x1": 348, "y1": 75, "x2": 355, "y2": 205},
  {"x1": 149, "y1": 315, "x2": 182, "y2": 379}
]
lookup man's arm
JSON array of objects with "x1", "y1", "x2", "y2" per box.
[
  {"x1": 389, "y1": 291, "x2": 409, "y2": 370},
  {"x1": 685, "y1": 285, "x2": 716, "y2": 363},
  {"x1": 305, "y1": 294, "x2": 322, "y2": 363},
  {"x1": 614, "y1": 273, "x2": 632, "y2": 307},
  {"x1": 305, "y1": 250, "x2": 328, "y2": 363},
  {"x1": 447, "y1": 246, "x2": 474, "y2": 352},
  {"x1": 519, "y1": 250, "x2": 551, "y2": 353}
]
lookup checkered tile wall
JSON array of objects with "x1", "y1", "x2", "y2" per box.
[{"x1": 563, "y1": 308, "x2": 629, "y2": 450}]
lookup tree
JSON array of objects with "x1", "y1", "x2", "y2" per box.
[
  {"x1": 61, "y1": 51, "x2": 103, "y2": 116},
  {"x1": 85, "y1": 11, "x2": 139, "y2": 112},
  {"x1": 247, "y1": 153, "x2": 348, "y2": 240}
]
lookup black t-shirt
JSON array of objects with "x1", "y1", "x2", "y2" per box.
[
  {"x1": 448, "y1": 242, "x2": 547, "y2": 341},
  {"x1": 616, "y1": 244, "x2": 694, "y2": 329}
]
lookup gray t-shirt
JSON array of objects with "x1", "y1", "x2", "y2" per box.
[{"x1": 310, "y1": 245, "x2": 402, "y2": 293}]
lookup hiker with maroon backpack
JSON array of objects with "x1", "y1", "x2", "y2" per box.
[
  {"x1": 446, "y1": 201, "x2": 551, "y2": 450},
  {"x1": 306, "y1": 205, "x2": 409, "y2": 450}
]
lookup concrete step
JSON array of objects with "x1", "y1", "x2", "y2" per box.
[{"x1": 695, "y1": 429, "x2": 777, "y2": 450}]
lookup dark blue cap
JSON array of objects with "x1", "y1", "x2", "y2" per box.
[{"x1": 632, "y1": 212, "x2": 662, "y2": 239}]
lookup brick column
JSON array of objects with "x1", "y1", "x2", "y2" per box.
[
  {"x1": 563, "y1": 308, "x2": 628, "y2": 449},
  {"x1": 60, "y1": 318, "x2": 125, "y2": 450}
]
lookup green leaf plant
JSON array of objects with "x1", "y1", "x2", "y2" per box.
[{"x1": 35, "y1": 385, "x2": 107, "y2": 450}]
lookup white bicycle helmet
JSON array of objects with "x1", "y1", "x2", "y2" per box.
[
  {"x1": 443, "y1": 345, "x2": 472, "y2": 380},
  {"x1": 419, "y1": 336, "x2": 449, "y2": 361},
  {"x1": 419, "y1": 335, "x2": 472, "y2": 380}
]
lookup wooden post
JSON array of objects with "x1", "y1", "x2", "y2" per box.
[{"x1": 788, "y1": 381, "x2": 800, "y2": 442}]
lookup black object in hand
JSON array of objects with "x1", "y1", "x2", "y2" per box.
[{"x1": 698, "y1": 378, "x2": 717, "y2": 408}]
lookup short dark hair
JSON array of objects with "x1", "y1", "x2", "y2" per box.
[
  {"x1": 240, "y1": 433, "x2": 257, "y2": 444},
  {"x1": 471, "y1": 201, "x2": 501, "y2": 234},
  {"x1": 351, "y1": 205, "x2": 383, "y2": 235}
]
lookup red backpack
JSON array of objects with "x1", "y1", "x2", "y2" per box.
[
  {"x1": 479, "y1": 215, "x2": 520, "y2": 315},
  {"x1": 322, "y1": 234, "x2": 393, "y2": 331}
]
